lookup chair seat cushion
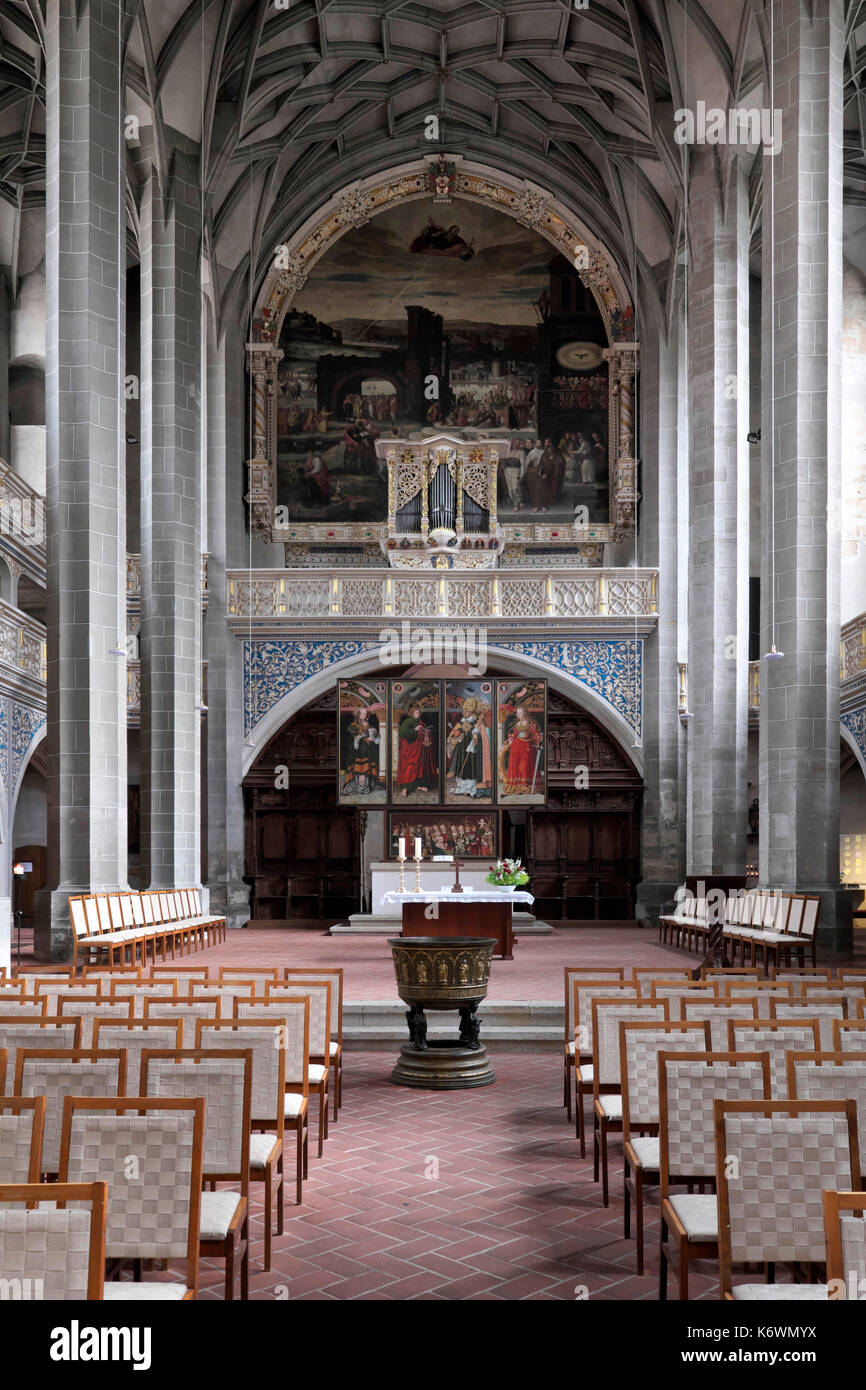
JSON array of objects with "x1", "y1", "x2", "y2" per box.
[
  {"x1": 566, "y1": 1040, "x2": 576, "y2": 1056},
  {"x1": 308, "y1": 1064, "x2": 326, "y2": 1085},
  {"x1": 577, "y1": 1063, "x2": 593, "y2": 1083},
  {"x1": 329, "y1": 1041, "x2": 340, "y2": 1057},
  {"x1": 731, "y1": 1284, "x2": 828, "y2": 1301},
  {"x1": 284, "y1": 1092, "x2": 307, "y2": 1118},
  {"x1": 627, "y1": 1136, "x2": 659, "y2": 1170},
  {"x1": 597, "y1": 1094, "x2": 622, "y2": 1119},
  {"x1": 249, "y1": 1133, "x2": 279, "y2": 1169},
  {"x1": 199, "y1": 1189, "x2": 243, "y2": 1240},
  {"x1": 667, "y1": 1193, "x2": 718, "y2": 1241},
  {"x1": 104, "y1": 1283, "x2": 188, "y2": 1300}
]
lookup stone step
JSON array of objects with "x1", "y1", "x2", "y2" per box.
[
  {"x1": 342, "y1": 999, "x2": 562, "y2": 1051},
  {"x1": 332, "y1": 912, "x2": 554, "y2": 935}
]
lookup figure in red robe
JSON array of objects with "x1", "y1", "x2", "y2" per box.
[
  {"x1": 501, "y1": 705, "x2": 542, "y2": 796},
  {"x1": 396, "y1": 705, "x2": 438, "y2": 797}
]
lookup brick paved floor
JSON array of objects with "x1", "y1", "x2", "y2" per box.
[{"x1": 197, "y1": 1048, "x2": 717, "y2": 1301}]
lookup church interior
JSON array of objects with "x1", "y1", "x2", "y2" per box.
[{"x1": 0, "y1": 0, "x2": 865, "y2": 1339}]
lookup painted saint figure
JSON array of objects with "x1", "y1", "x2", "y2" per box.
[
  {"x1": 341, "y1": 710, "x2": 380, "y2": 796},
  {"x1": 396, "y1": 705, "x2": 438, "y2": 798},
  {"x1": 500, "y1": 703, "x2": 542, "y2": 797},
  {"x1": 446, "y1": 697, "x2": 492, "y2": 799}
]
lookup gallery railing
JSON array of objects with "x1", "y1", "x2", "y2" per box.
[
  {"x1": 226, "y1": 567, "x2": 659, "y2": 629},
  {"x1": 0, "y1": 599, "x2": 46, "y2": 683}
]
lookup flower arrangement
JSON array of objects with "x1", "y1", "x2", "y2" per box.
[{"x1": 485, "y1": 858, "x2": 530, "y2": 888}]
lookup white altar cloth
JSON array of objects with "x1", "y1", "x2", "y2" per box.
[{"x1": 382, "y1": 889, "x2": 534, "y2": 906}]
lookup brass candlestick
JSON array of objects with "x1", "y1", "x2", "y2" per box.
[
  {"x1": 398, "y1": 854, "x2": 406, "y2": 893},
  {"x1": 413, "y1": 854, "x2": 423, "y2": 894}
]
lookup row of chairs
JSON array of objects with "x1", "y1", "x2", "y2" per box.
[
  {"x1": 562, "y1": 965, "x2": 866, "y2": 1297},
  {"x1": 68, "y1": 890, "x2": 226, "y2": 970},
  {"x1": 0, "y1": 963, "x2": 345, "y2": 1293},
  {"x1": 659, "y1": 890, "x2": 820, "y2": 969}
]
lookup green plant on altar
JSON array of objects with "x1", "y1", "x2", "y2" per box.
[{"x1": 484, "y1": 858, "x2": 530, "y2": 888}]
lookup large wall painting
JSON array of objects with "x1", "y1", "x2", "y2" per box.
[
  {"x1": 275, "y1": 200, "x2": 612, "y2": 526},
  {"x1": 496, "y1": 679, "x2": 547, "y2": 805},
  {"x1": 389, "y1": 679, "x2": 442, "y2": 804},
  {"x1": 337, "y1": 678, "x2": 387, "y2": 804}
]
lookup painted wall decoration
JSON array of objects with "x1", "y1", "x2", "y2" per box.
[
  {"x1": 388, "y1": 811, "x2": 498, "y2": 861},
  {"x1": 390, "y1": 679, "x2": 442, "y2": 803},
  {"x1": 337, "y1": 678, "x2": 388, "y2": 804},
  {"x1": 274, "y1": 200, "x2": 612, "y2": 526},
  {"x1": 496, "y1": 679, "x2": 547, "y2": 805},
  {"x1": 444, "y1": 679, "x2": 494, "y2": 804}
]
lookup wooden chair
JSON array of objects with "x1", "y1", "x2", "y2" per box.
[
  {"x1": 823, "y1": 1190, "x2": 866, "y2": 1298},
  {"x1": 724, "y1": 978, "x2": 793, "y2": 1017},
  {"x1": 658, "y1": 1052, "x2": 770, "y2": 1300},
  {"x1": 57, "y1": 996, "x2": 134, "y2": 1047},
  {"x1": 632, "y1": 967, "x2": 693, "y2": 996},
  {"x1": 561, "y1": 968, "x2": 625, "y2": 1123},
  {"x1": 715, "y1": 1099, "x2": 860, "y2": 1298},
  {"x1": 93, "y1": 1019, "x2": 184, "y2": 1083},
  {"x1": 82, "y1": 966, "x2": 143, "y2": 985},
  {"x1": 0, "y1": 981, "x2": 25, "y2": 1000},
  {"x1": 281, "y1": 968, "x2": 345, "y2": 1120},
  {"x1": 149, "y1": 965, "x2": 210, "y2": 982},
  {"x1": 834, "y1": 1020, "x2": 866, "y2": 1050},
  {"x1": 233, "y1": 1003, "x2": 314, "y2": 1180},
  {"x1": 703, "y1": 967, "x2": 762, "y2": 985},
  {"x1": 59, "y1": 1095, "x2": 205, "y2": 1299},
  {"x1": 572, "y1": 980, "x2": 638, "y2": 1152},
  {"x1": 15, "y1": 1050, "x2": 127, "y2": 1176},
  {"x1": 142, "y1": 996, "x2": 219, "y2": 1037},
  {"x1": 256, "y1": 982, "x2": 331, "y2": 1156},
  {"x1": 728, "y1": 1019, "x2": 821, "y2": 1097},
  {"x1": 142, "y1": 1049, "x2": 252, "y2": 1301},
  {"x1": 0, "y1": 998, "x2": 48, "y2": 1022},
  {"x1": 620, "y1": 1019, "x2": 710, "y2": 1274},
  {"x1": 109, "y1": 978, "x2": 177, "y2": 1016},
  {"x1": 786, "y1": 1051, "x2": 866, "y2": 1158},
  {"x1": 197, "y1": 1019, "x2": 295, "y2": 1269},
  {"x1": 0, "y1": 1182, "x2": 108, "y2": 1299},
  {"x1": 0, "y1": 1017, "x2": 81, "y2": 1097},
  {"x1": 0, "y1": 1095, "x2": 46, "y2": 1190},
  {"x1": 769, "y1": 997, "x2": 847, "y2": 1051},
  {"x1": 680, "y1": 996, "x2": 759, "y2": 1050},
  {"x1": 221, "y1": 967, "x2": 279, "y2": 996},
  {"x1": 191, "y1": 981, "x2": 256, "y2": 1016},
  {"x1": 771, "y1": 967, "x2": 833, "y2": 984},
  {"x1": 591, "y1": 997, "x2": 668, "y2": 1206}
]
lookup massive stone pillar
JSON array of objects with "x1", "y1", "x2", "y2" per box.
[
  {"x1": 759, "y1": 0, "x2": 852, "y2": 951},
  {"x1": 636, "y1": 308, "x2": 686, "y2": 925},
  {"x1": 38, "y1": 0, "x2": 127, "y2": 959},
  {"x1": 204, "y1": 312, "x2": 250, "y2": 929},
  {"x1": 139, "y1": 159, "x2": 202, "y2": 889},
  {"x1": 685, "y1": 151, "x2": 751, "y2": 878}
]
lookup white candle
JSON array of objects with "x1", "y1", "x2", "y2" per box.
[
  {"x1": 415, "y1": 836, "x2": 422, "y2": 859},
  {"x1": 398, "y1": 837, "x2": 406, "y2": 860}
]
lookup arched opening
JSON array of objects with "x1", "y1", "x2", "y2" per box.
[
  {"x1": 242, "y1": 672, "x2": 642, "y2": 923},
  {"x1": 10, "y1": 742, "x2": 47, "y2": 950}
]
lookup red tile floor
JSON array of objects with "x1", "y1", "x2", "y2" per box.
[{"x1": 185, "y1": 925, "x2": 715, "y2": 1299}]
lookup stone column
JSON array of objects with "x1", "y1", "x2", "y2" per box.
[
  {"x1": 635, "y1": 311, "x2": 686, "y2": 925},
  {"x1": 37, "y1": 0, "x2": 127, "y2": 959},
  {"x1": 204, "y1": 312, "x2": 250, "y2": 929},
  {"x1": 685, "y1": 151, "x2": 751, "y2": 878},
  {"x1": 139, "y1": 158, "x2": 202, "y2": 889},
  {"x1": 759, "y1": 0, "x2": 852, "y2": 951}
]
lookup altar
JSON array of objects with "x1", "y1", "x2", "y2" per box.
[{"x1": 382, "y1": 887, "x2": 534, "y2": 960}]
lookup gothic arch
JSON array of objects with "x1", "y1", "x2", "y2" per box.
[{"x1": 241, "y1": 643, "x2": 642, "y2": 780}]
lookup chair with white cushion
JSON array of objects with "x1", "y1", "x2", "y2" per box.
[
  {"x1": 786, "y1": 1052, "x2": 866, "y2": 1159},
  {"x1": 93, "y1": 1020, "x2": 184, "y2": 1085},
  {"x1": 197, "y1": 1019, "x2": 295, "y2": 1270},
  {"x1": 57, "y1": 996, "x2": 134, "y2": 1048},
  {"x1": 254, "y1": 981, "x2": 331, "y2": 1156},
  {"x1": 142, "y1": 1050, "x2": 252, "y2": 1300},
  {"x1": 16, "y1": 1050, "x2": 127, "y2": 1176},
  {"x1": 715, "y1": 1099, "x2": 860, "y2": 1299},
  {"x1": 0, "y1": 1182, "x2": 107, "y2": 1299},
  {"x1": 281, "y1": 968, "x2": 345, "y2": 1120},
  {"x1": 657, "y1": 1052, "x2": 771, "y2": 1300},
  {"x1": 834, "y1": 1020, "x2": 866, "y2": 1051},
  {"x1": 561, "y1": 968, "x2": 624, "y2": 1124},
  {"x1": 632, "y1": 967, "x2": 693, "y2": 997},
  {"x1": 680, "y1": 996, "x2": 759, "y2": 1051},
  {"x1": 59, "y1": 1095, "x2": 204, "y2": 1299},
  {"x1": 620, "y1": 1019, "x2": 710, "y2": 1274},
  {"x1": 724, "y1": 978, "x2": 793, "y2": 1018},
  {"x1": 573, "y1": 980, "x2": 638, "y2": 1153},
  {"x1": 591, "y1": 997, "x2": 667, "y2": 1207}
]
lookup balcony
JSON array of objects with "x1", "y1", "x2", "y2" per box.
[
  {"x1": 0, "y1": 598, "x2": 46, "y2": 692},
  {"x1": 226, "y1": 566, "x2": 659, "y2": 636}
]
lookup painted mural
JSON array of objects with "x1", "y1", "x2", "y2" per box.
[{"x1": 275, "y1": 200, "x2": 611, "y2": 524}]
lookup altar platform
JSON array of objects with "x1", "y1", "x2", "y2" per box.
[{"x1": 333, "y1": 861, "x2": 554, "y2": 938}]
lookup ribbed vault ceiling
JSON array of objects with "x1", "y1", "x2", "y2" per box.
[{"x1": 0, "y1": 0, "x2": 863, "y2": 324}]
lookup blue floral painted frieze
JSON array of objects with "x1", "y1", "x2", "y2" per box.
[
  {"x1": 243, "y1": 636, "x2": 642, "y2": 739},
  {"x1": 842, "y1": 706, "x2": 866, "y2": 764},
  {"x1": 11, "y1": 700, "x2": 45, "y2": 790}
]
